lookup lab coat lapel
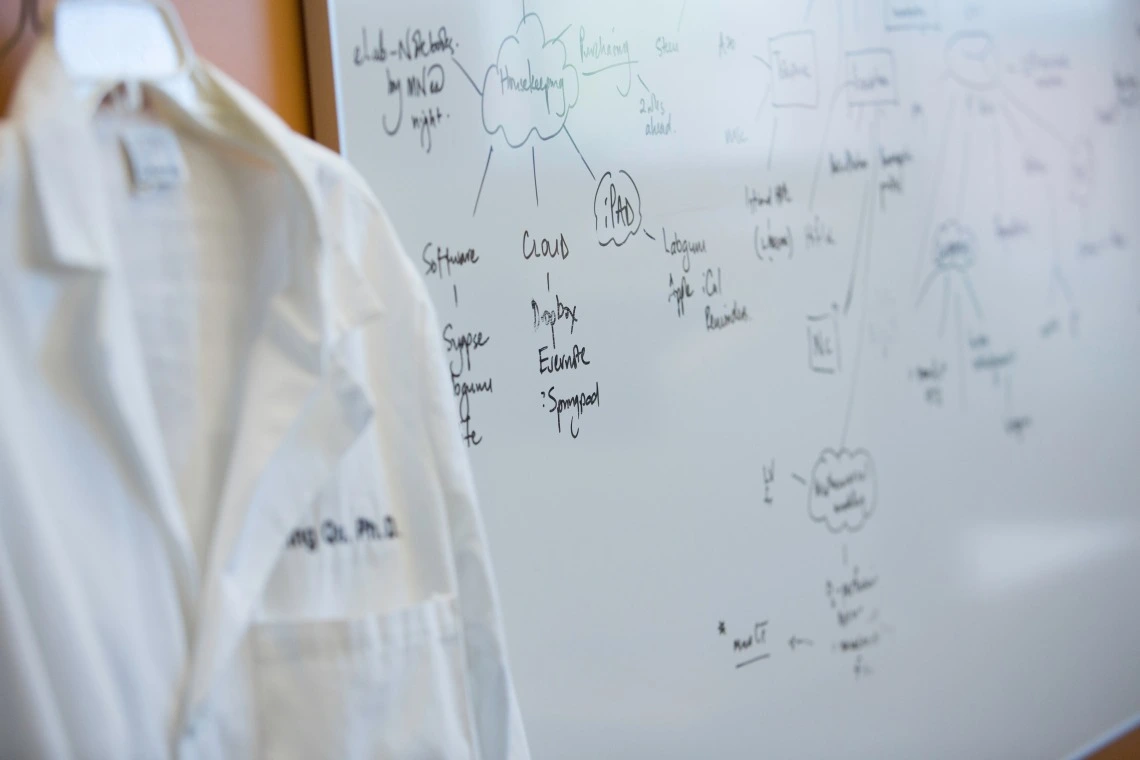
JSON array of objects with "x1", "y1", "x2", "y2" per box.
[
  {"x1": 180, "y1": 70, "x2": 384, "y2": 725},
  {"x1": 13, "y1": 44, "x2": 200, "y2": 610},
  {"x1": 182, "y1": 301, "x2": 374, "y2": 723},
  {"x1": 74, "y1": 271, "x2": 202, "y2": 608},
  {"x1": 180, "y1": 312, "x2": 371, "y2": 724},
  {"x1": 15, "y1": 37, "x2": 386, "y2": 729}
]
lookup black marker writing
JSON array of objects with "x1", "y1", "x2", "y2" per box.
[
  {"x1": 532, "y1": 294, "x2": 579, "y2": 349},
  {"x1": 669, "y1": 273, "x2": 693, "y2": 317},
  {"x1": 443, "y1": 323, "x2": 490, "y2": 374},
  {"x1": 541, "y1": 382, "x2": 601, "y2": 439},
  {"x1": 523, "y1": 230, "x2": 570, "y2": 261},
  {"x1": 423, "y1": 242, "x2": 480, "y2": 279},
  {"x1": 538, "y1": 344, "x2": 591, "y2": 374},
  {"x1": 705, "y1": 302, "x2": 751, "y2": 331},
  {"x1": 353, "y1": 26, "x2": 456, "y2": 66}
]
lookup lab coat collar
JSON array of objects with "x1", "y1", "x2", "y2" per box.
[
  {"x1": 10, "y1": 40, "x2": 115, "y2": 272},
  {"x1": 10, "y1": 39, "x2": 385, "y2": 732},
  {"x1": 10, "y1": 39, "x2": 385, "y2": 344}
]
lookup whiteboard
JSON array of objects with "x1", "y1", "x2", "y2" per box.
[{"x1": 305, "y1": 0, "x2": 1140, "y2": 756}]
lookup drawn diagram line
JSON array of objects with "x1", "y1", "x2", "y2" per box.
[
  {"x1": 962, "y1": 275, "x2": 984, "y2": 319},
  {"x1": 839, "y1": 295, "x2": 868, "y2": 447},
  {"x1": 833, "y1": 0, "x2": 844, "y2": 61},
  {"x1": 792, "y1": 473, "x2": 807, "y2": 485},
  {"x1": 840, "y1": 115, "x2": 881, "y2": 449},
  {"x1": 452, "y1": 57, "x2": 482, "y2": 96},
  {"x1": 677, "y1": 0, "x2": 686, "y2": 31},
  {"x1": 938, "y1": 277, "x2": 951, "y2": 336},
  {"x1": 1048, "y1": 267, "x2": 1074, "y2": 305},
  {"x1": 843, "y1": 171, "x2": 874, "y2": 316},
  {"x1": 809, "y1": 84, "x2": 850, "y2": 211},
  {"x1": 1052, "y1": 267, "x2": 1075, "y2": 304},
  {"x1": 955, "y1": 294, "x2": 967, "y2": 410},
  {"x1": 532, "y1": 146, "x2": 539, "y2": 207},
  {"x1": 638, "y1": 74, "x2": 650, "y2": 94},
  {"x1": 843, "y1": 112, "x2": 884, "y2": 316},
  {"x1": 564, "y1": 127, "x2": 595, "y2": 181},
  {"x1": 998, "y1": 103, "x2": 1029, "y2": 152},
  {"x1": 916, "y1": 270, "x2": 941, "y2": 309},
  {"x1": 1046, "y1": 185, "x2": 1075, "y2": 306},
  {"x1": 803, "y1": 0, "x2": 817, "y2": 23},
  {"x1": 767, "y1": 118, "x2": 779, "y2": 170},
  {"x1": 992, "y1": 104, "x2": 1005, "y2": 215},
  {"x1": 583, "y1": 60, "x2": 640, "y2": 77},
  {"x1": 643, "y1": 229, "x2": 657, "y2": 241},
  {"x1": 956, "y1": 116, "x2": 972, "y2": 218},
  {"x1": 472, "y1": 146, "x2": 493, "y2": 216},
  {"x1": 999, "y1": 84, "x2": 1067, "y2": 147},
  {"x1": 752, "y1": 55, "x2": 771, "y2": 71},
  {"x1": 550, "y1": 23, "x2": 572, "y2": 45},
  {"x1": 736, "y1": 654, "x2": 771, "y2": 669},
  {"x1": 755, "y1": 79, "x2": 773, "y2": 120},
  {"x1": 913, "y1": 96, "x2": 959, "y2": 292}
]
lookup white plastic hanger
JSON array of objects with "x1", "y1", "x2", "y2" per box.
[
  {"x1": 48, "y1": 0, "x2": 288, "y2": 170},
  {"x1": 50, "y1": 0, "x2": 198, "y2": 116}
]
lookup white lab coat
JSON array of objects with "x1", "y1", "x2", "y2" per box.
[{"x1": 0, "y1": 40, "x2": 529, "y2": 760}]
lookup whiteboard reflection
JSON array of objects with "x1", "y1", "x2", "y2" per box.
[{"x1": 966, "y1": 522, "x2": 1132, "y2": 593}]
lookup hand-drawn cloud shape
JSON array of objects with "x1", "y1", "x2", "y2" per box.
[
  {"x1": 933, "y1": 220, "x2": 977, "y2": 272},
  {"x1": 944, "y1": 31, "x2": 998, "y2": 90},
  {"x1": 808, "y1": 448, "x2": 877, "y2": 533},
  {"x1": 593, "y1": 170, "x2": 643, "y2": 246},
  {"x1": 482, "y1": 14, "x2": 580, "y2": 148}
]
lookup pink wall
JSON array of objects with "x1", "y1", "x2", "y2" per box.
[{"x1": 1, "y1": 0, "x2": 311, "y2": 135}]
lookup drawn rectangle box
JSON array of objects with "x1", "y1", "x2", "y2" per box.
[
  {"x1": 769, "y1": 31, "x2": 819, "y2": 109},
  {"x1": 845, "y1": 49, "x2": 899, "y2": 107},
  {"x1": 807, "y1": 314, "x2": 840, "y2": 374},
  {"x1": 883, "y1": 0, "x2": 939, "y2": 31}
]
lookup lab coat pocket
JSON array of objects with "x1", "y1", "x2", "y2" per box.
[{"x1": 251, "y1": 594, "x2": 475, "y2": 760}]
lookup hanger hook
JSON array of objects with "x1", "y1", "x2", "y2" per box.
[
  {"x1": 29, "y1": 0, "x2": 44, "y2": 35},
  {"x1": 0, "y1": 0, "x2": 41, "y2": 63}
]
